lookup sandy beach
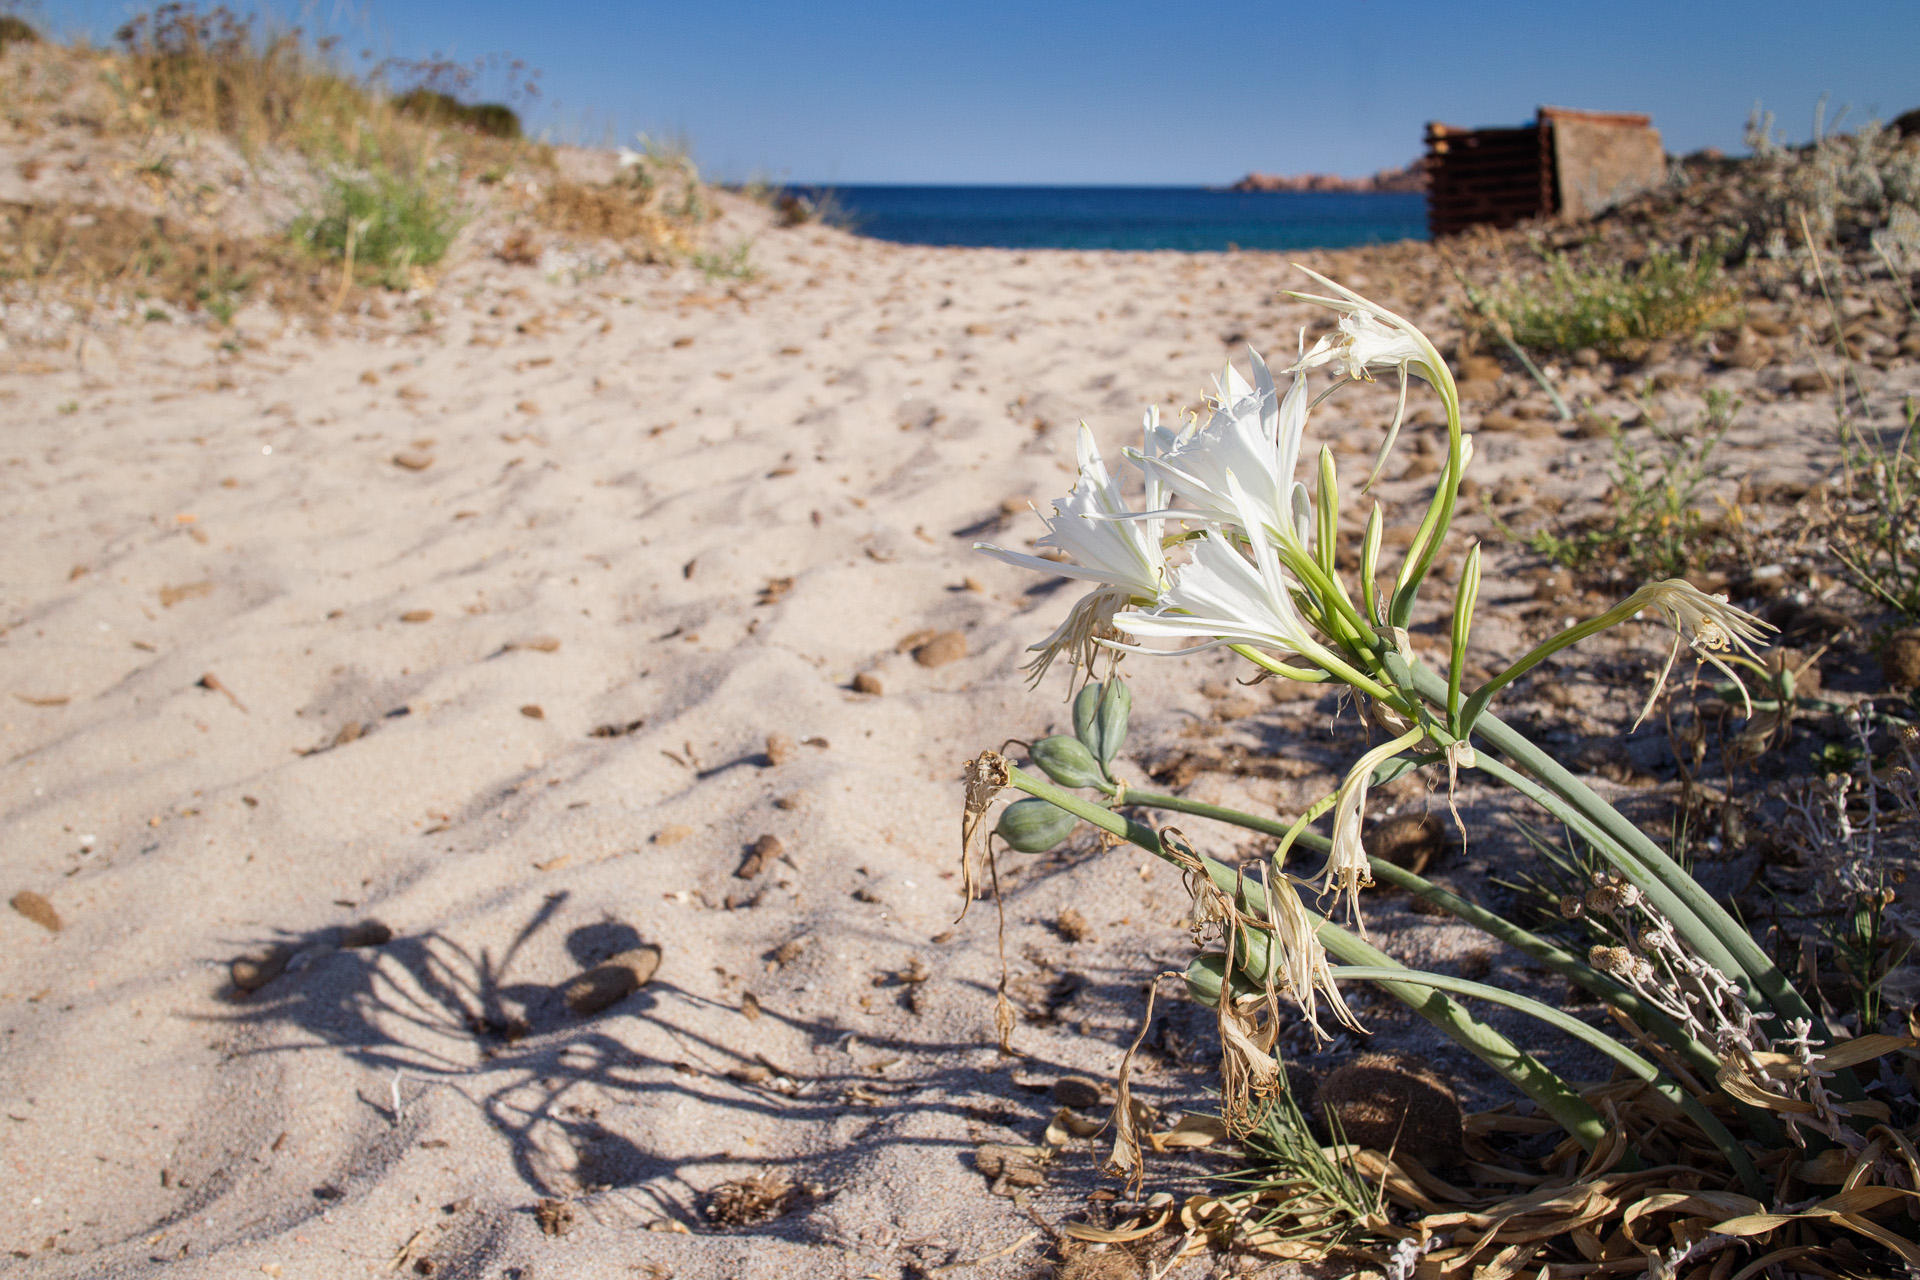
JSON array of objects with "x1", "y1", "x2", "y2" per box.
[{"x1": 4, "y1": 140, "x2": 1918, "y2": 1280}]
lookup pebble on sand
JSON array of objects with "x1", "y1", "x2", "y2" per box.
[
  {"x1": 564, "y1": 945, "x2": 662, "y2": 1015},
  {"x1": 851, "y1": 672, "x2": 883, "y2": 695},
  {"x1": 737, "y1": 834, "x2": 785, "y2": 878},
  {"x1": 392, "y1": 449, "x2": 435, "y2": 471},
  {"x1": 340, "y1": 920, "x2": 392, "y2": 948},
  {"x1": 1885, "y1": 630, "x2": 1920, "y2": 690},
  {"x1": 765, "y1": 732, "x2": 797, "y2": 765},
  {"x1": 231, "y1": 948, "x2": 290, "y2": 991},
  {"x1": 400, "y1": 609, "x2": 434, "y2": 623},
  {"x1": 10, "y1": 890, "x2": 61, "y2": 933},
  {"x1": 913, "y1": 630, "x2": 967, "y2": 668}
]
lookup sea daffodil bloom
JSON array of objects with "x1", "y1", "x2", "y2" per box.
[
  {"x1": 1286, "y1": 267, "x2": 1456, "y2": 488},
  {"x1": 1129, "y1": 352, "x2": 1315, "y2": 553},
  {"x1": 975, "y1": 421, "x2": 1169, "y2": 681}
]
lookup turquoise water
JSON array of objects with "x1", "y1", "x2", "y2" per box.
[{"x1": 809, "y1": 185, "x2": 1428, "y2": 252}]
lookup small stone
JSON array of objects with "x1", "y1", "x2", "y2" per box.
[
  {"x1": 534, "y1": 1198, "x2": 577, "y2": 1236},
  {"x1": 1366, "y1": 813, "x2": 1446, "y2": 877},
  {"x1": 340, "y1": 920, "x2": 392, "y2": 948},
  {"x1": 1318, "y1": 1053, "x2": 1465, "y2": 1168},
  {"x1": 1461, "y1": 354, "x2": 1503, "y2": 382},
  {"x1": 1051, "y1": 1077, "x2": 1103, "y2": 1110},
  {"x1": 912, "y1": 631, "x2": 967, "y2": 668},
  {"x1": 654, "y1": 824, "x2": 693, "y2": 846},
  {"x1": 1725, "y1": 327, "x2": 1775, "y2": 370},
  {"x1": 231, "y1": 948, "x2": 290, "y2": 991},
  {"x1": 9, "y1": 890, "x2": 60, "y2": 933},
  {"x1": 1789, "y1": 370, "x2": 1829, "y2": 394},
  {"x1": 765, "y1": 732, "x2": 797, "y2": 765},
  {"x1": 392, "y1": 450, "x2": 435, "y2": 471},
  {"x1": 851, "y1": 672, "x2": 883, "y2": 695},
  {"x1": 1055, "y1": 906, "x2": 1092, "y2": 942},
  {"x1": 519, "y1": 704, "x2": 545, "y2": 719},
  {"x1": 564, "y1": 945, "x2": 663, "y2": 1015},
  {"x1": 737, "y1": 834, "x2": 784, "y2": 878},
  {"x1": 1885, "y1": 630, "x2": 1920, "y2": 690},
  {"x1": 400, "y1": 609, "x2": 433, "y2": 623}
]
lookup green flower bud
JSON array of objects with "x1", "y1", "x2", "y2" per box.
[
  {"x1": 1184, "y1": 942, "x2": 1275, "y2": 1009},
  {"x1": 994, "y1": 797, "x2": 1078, "y2": 852},
  {"x1": 1073, "y1": 681, "x2": 1103, "y2": 754},
  {"x1": 1029, "y1": 735, "x2": 1103, "y2": 789},
  {"x1": 1184, "y1": 951, "x2": 1227, "y2": 1007},
  {"x1": 1093, "y1": 678, "x2": 1131, "y2": 767}
]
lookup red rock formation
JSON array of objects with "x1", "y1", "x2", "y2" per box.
[{"x1": 1227, "y1": 158, "x2": 1428, "y2": 194}]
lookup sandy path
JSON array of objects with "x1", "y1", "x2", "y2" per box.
[{"x1": 2, "y1": 194, "x2": 1907, "y2": 1277}]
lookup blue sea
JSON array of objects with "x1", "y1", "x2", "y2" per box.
[{"x1": 804, "y1": 185, "x2": 1428, "y2": 253}]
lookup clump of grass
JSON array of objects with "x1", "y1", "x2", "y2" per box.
[
  {"x1": 294, "y1": 169, "x2": 461, "y2": 290},
  {"x1": 112, "y1": 4, "x2": 368, "y2": 160},
  {"x1": 390, "y1": 88, "x2": 520, "y2": 139},
  {"x1": 1505, "y1": 390, "x2": 1738, "y2": 582},
  {"x1": 1826, "y1": 397, "x2": 1920, "y2": 618},
  {"x1": 1477, "y1": 247, "x2": 1740, "y2": 359},
  {"x1": 533, "y1": 136, "x2": 711, "y2": 262},
  {"x1": 692, "y1": 240, "x2": 756, "y2": 281},
  {"x1": 0, "y1": 198, "x2": 344, "y2": 327}
]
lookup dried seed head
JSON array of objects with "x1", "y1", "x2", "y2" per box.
[
  {"x1": 1590, "y1": 945, "x2": 1634, "y2": 977},
  {"x1": 1558, "y1": 894, "x2": 1585, "y2": 920},
  {"x1": 1586, "y1": 885, "x2": 1623, "y2": 915}
]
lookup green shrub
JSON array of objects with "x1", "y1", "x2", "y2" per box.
[
  {"x1": 391, "y1": 87, "x2": 520, "y2": 139},
  {"x1": 1507, "y1": 390, "x2": 1738, "y2": 582},
  {"x1": 1479, "y1": 248, "x2": 1740, "y2": 358},
  {"x1": 295, "y1": 170, "x2": 461, "y2": 289}
]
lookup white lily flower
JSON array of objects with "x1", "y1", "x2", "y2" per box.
[
  {"x1": 1285, "y1": 266, "x2": 1454, "y2": 488},
  {"x1": 975, "y1": 421, "x2": 1169, "y2": 682},
  {"x1": 1129, "y1": 350, "x2": 1315, "y2": 551},
  {"x1": 1110, "y1": 474, "x2": 1343, "y2": 671}
]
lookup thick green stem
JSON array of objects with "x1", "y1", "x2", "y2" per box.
[
  {"x1": 1408, "y1": 662, "x2": 1827, "y2": 1042},
  {"x1": 1365, "y1": 860, "x2": 1721, "y2": 1078},
  {"x1": 1317, "y1": 934, "x2": 1609, "y2": 1155},
  {"x1": 1001, "y1": 764, "x2": 1606, "y2": 1149},
  {"x1": 1329, "y1": 967, "x2": 1764, "y2": 1198}
]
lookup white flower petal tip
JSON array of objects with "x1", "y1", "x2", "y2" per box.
[{"x1": 974, "y1": 429, "x2": 1168, "y2": 683}]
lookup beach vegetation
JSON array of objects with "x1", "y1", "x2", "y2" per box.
[
  {"x1": 1508, "y1": 391, "x2": 1739, "y2": 582},
  {"x1": 962, "y1": 269, "x2": 1920, "y2": 1275},
  {"x1": 1744, "y1": 105, "x2": 1920, "y2": 253},
  {"x1": 1475, "y1": 246, "x2": 1741, "y2": 359},
  {"x1": 293, "y1": 167, "x2": 462, "y2": 290}
]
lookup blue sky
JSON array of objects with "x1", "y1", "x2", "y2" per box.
[{"x1": 38, "y1": 1, "x2": 1920, "y2": 184}]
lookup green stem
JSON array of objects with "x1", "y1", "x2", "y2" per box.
[
  {"x1": 1410, "y1": 662, "x2": 1828, "y2": 1043},
  {"x1": 1317, "y1": 934, "x2": 1609, "y2": 1155},
  {"x1": 1001, "y1": 764, "x2": 1606, "y2": 1149},
  {"x1": 1329, "y1": 967, "x2": 1764, "y2": 1198},
  {"x1": 1364, "y1": 860, "x2": 1721, "y2": 1084}
]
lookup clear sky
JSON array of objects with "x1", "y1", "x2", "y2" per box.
[{"x1": 36, "y1": 0, "x2": 1920, "y2": 185}]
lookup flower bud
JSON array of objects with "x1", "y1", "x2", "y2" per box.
[
  {"x1": 1029, "y1": 735, "x2": 1104, "y2": 789},
  {"x1": 1073, "y1": 681, "x2": 1103, "y2": 753},
  {"x1": 1093, "y1": 678, "x2": 1132, "y2": 767},
  {"x1": 1184, "y1": 951, "x2": 1228, "y2": 1007},
  {"x1": 993, "y1": 797, "x2": 1078, "y2": 852}
]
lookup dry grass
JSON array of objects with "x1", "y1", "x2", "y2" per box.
[{"x1": 0, "y1": 198, "x2": 359, "y2": 325}]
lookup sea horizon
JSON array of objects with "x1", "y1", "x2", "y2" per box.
[{"x1": 778, "y1": 183, "x2": 1429, "y2": 253}]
